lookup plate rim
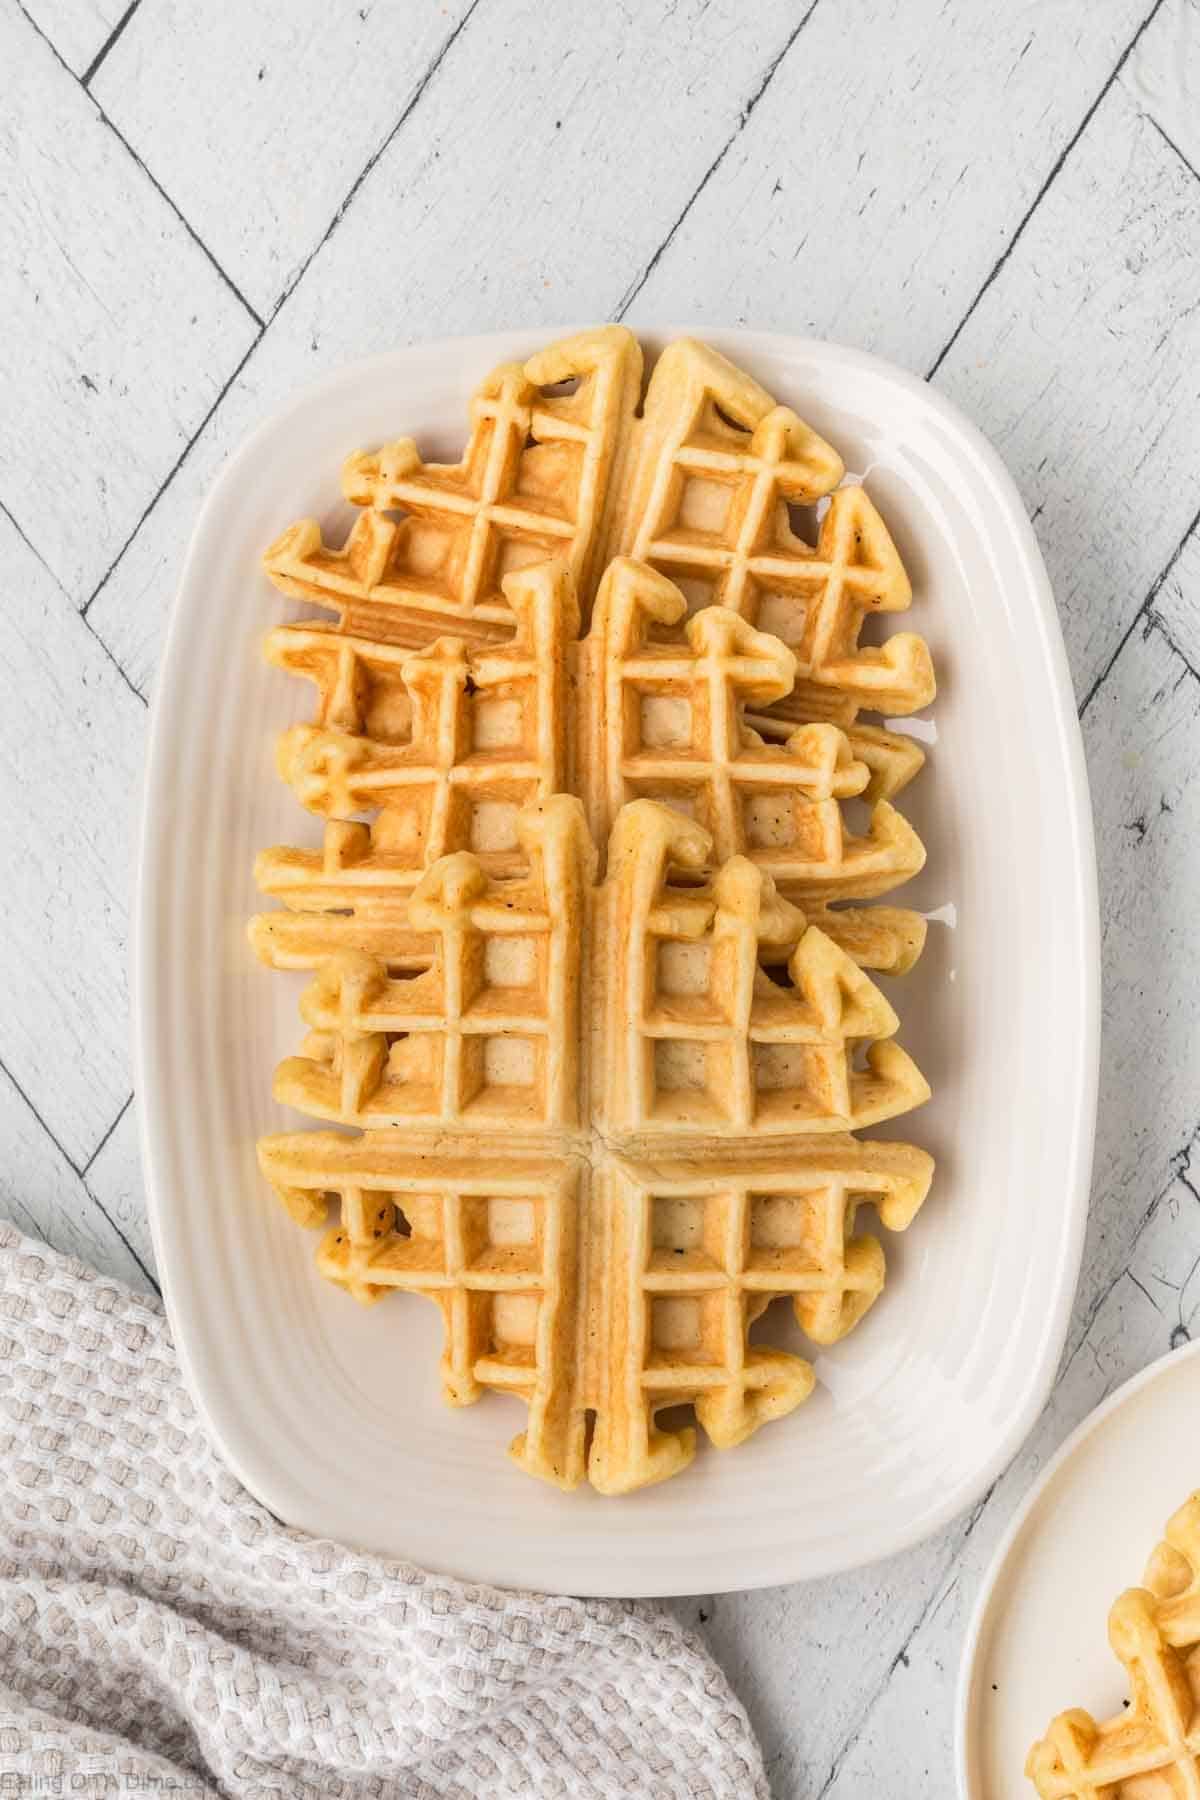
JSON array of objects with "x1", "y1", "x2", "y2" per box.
[
  {"x1": 954, "y1": 1336, "x2": 1200, "y2": 1797},
  {"x1": 134, "y1": 323, "x2": 1101, "y2": 1595}
]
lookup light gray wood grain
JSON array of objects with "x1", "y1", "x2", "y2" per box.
[
  {"x1": 1129, "y1": 0, "x2": 1200, "y2": 174},
  {"x1": 1, "y1": 3, "x2": 258, "y2": 598},
  {"x1": 92, "y1": 0, "x2": 479, "y2": 317},
  {"x1": 0, "y1": 511, "x2": 145, "y2": 1168},
  {"x1": 625, "y1": 0, "x2": 1150, "y2": 365},
  {"x1": 0, "y1": 1062, "x2": 153, "y2": 1295},
  {"x1": 669, "y1": 1519, "x2": 976, "y2": 1797},
  {"x1": 935, "y1": 78, "x2": 1200, "y2": 704},
  {"x1": 17, "y1": 0, "x2": 127, "y2": 78},
  {"x1": 1067, "y1": 619, "x2": 1200, "y2": 1338},
  {"x1": 1156, "y1": 525, "x2": 1200, "y2": 673},
  {"x1": 83, "y1": 1094, "x2": 155, "y2": 1282}
]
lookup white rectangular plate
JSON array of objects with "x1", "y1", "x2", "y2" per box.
[{"x1": 136, "y1": 327, "x2": 1099, "y2": 1597}]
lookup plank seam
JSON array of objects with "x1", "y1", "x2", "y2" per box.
[
  {"x1": 1145, "y1": 113, "x2": 1200, "y2": 188},
  {"x1": 1078, "y1": 502, "x2": 1200, "y2": 717},
  {"x1": 101, "y1": 112, "x2": 265, "y2": 327},
  {"x1": 81, "y1": 0, "x2": 490, "y2": 668},
  {"x1": 79, "y1": 1092, "x2": 134, "y2": 1177},
  {"x1": 82, "y1": 328, "x2": 266, "y2": 623},
  {"x1": 14, "y1": 0, "x2": 264, "y2": 330},
  {"x1": 926, "y1": 0, "x2": 1169, "y2": 381},
  {"x1": 81, "y1": 0, "x2": 143, "y2": 89},
  {"x1": 811, "y1": 1492, "x2": 992, "y2": 1800},
  {"x1": 1150, "y1": 608, "x2": 1200, "y2": 689},
  {"x1": 81, "y1": 1175, "x2": 160, "y2": 1294},
  {"x1": 0, "y1": 1051, "x2": 84, "y2": 1179},
  {"x1": 0, "y1": 1059, "x2": 159, "y2": 1292},
  {"x1": 261, "y1": 0, "x2": 490, "y2": 325},
  {"x1": 615, "y1": 0, "x2": 824, "y2": 319},
  {"x1": 0, "y1": 496, "x2": 67, "y2": 594},
  {"x1": 83, "y1": 612, "x2": 149, "y2": 706},
  {"x1": 0, "y1": 498, "x2": 146, "y2": 705}
]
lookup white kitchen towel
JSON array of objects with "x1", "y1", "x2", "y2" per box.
[{"x1": 0, "y1": 1223, "x2": 767, "y2": 1799}]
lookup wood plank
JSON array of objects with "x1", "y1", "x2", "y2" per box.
[
  {"x1": 85, "y1": 0, "x2": 817, "y2": 693},
  {"x1": 1127, "y1": 0, "x2": 1200, "y2": 175},
  {"x1": 18, "y1": 0, "x2": 127, "y2": 78},
  {"x1": 92, "y1": 0, "x2": 479, "y2": 317},
  {"x1": 934, "y1": 80, "x2": 1200, "y2": 702},
  {"x1": 1156, "y1": 524, "x2": 1200, "y2": 675},
  {"x1": 669, "y1": 1521, "x2": 972, "y2": 1798},
  {"x1": 0, "y1": 1064, "x2": 155, "y2": 1295},
  {"x1": 0, "y1": 514, "x2": 145, "y2": 1167},
  {"x1": 1, "y1": 2, "x2": 258, "y2": 600},
  {"x1": 1071, "y1": 620, "x2": 1200, "y2": 1337},
  {"x1": 83, "y1": 1094, "x2": 157, "y2": 1282},
  {"x1": 626, "y1": 0, "x2": 1148, "y2": 366}
]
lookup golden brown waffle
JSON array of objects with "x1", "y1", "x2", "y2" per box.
[
  {"x1": 253, "y1": 329, "x2": 937, "y2": 1493},
  {"x1": 802, "y1": 902, "x2": 927, "y2": 976},
  {"x1": 1027, "y1": 1494, "x2": 1200, "y2": 1797},
  {"x1": 262, "y1": 1135, "x2": 589, "y2": 1487},
  {"x1": 608, "y1": 337, "x2": 935, "y2": 728},
  {"x1": 257, "y1": 1128, "x2": 930, "y2": 1497},
  {"x1": 250, "y1": 560, "x2": 575, "y2": 972},
  {"x1": 274, "y1": 796, "x2": 592, "y2": 1134},
  {"x1": 588, "y1": 1139, "x2": 932, "y2": 1494},
  {"x1": 592, "y1": 802, "x2": 928, "y2": 1139},
  {"x1": 580, "y1": 557, "x2": 926, "y2": 907},
  {"x1": 259, "y1": 794, "x2": 932, "y2": 1492},
  {"x1": 263, "y1": 326, "x2": 641, "y2": 649}
]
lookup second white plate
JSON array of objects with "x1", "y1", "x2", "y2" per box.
[
  {"x1": 136, "y1": 327, "x2": 1099, "y2": 1595},
  {"x1": 958, "y1": 1341, "x2": 1200, "y2": 1797}
]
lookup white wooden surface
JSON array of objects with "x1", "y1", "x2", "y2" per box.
[{"x1": 2, "y1": 1, "x2": 1198, "y2": 1792}]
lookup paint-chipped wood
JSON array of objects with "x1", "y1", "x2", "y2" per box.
[
  {"x1": 668, "y1": 1519, "x2": 975, "y2": 1797},
  {"x1": 0, "y1": 513, "x2": 145, "y2": 1168},
  {"x1": 625, "y1": 0, "x2": 1150, "y2": 367},
  {"x1": 1127, "y1": 0, "x2": 1200, "y2": 179},
  {"x1": 91, "y1": 0, "x2": 480, "y2": 317},
  {"x1": 18, "y1": 0, "x2": 128, "y2": 79},
  {"x1": 1156, "y1": 525, "x2": 1200, "y2": 676},
  {"x1": 935, "y1": 81, "x2": 1200, "y2": 704},
  {"x1": 1, "y1": 3, "x2": 259, "y2": 599},
  {"x1": 0, "y1": 1063, "x2": 154, "y2": 1296},
  {"x1": 1069, "y1": 619, "x2": 1200, "y2": 1339},
  {"x1": 82, "y1": 1095, "x2": 156, "y2": 1282}
]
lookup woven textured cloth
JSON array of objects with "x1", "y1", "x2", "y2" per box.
[{"x1": 0, "y1": 1224, "x2": 767, "y2": 1798}]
